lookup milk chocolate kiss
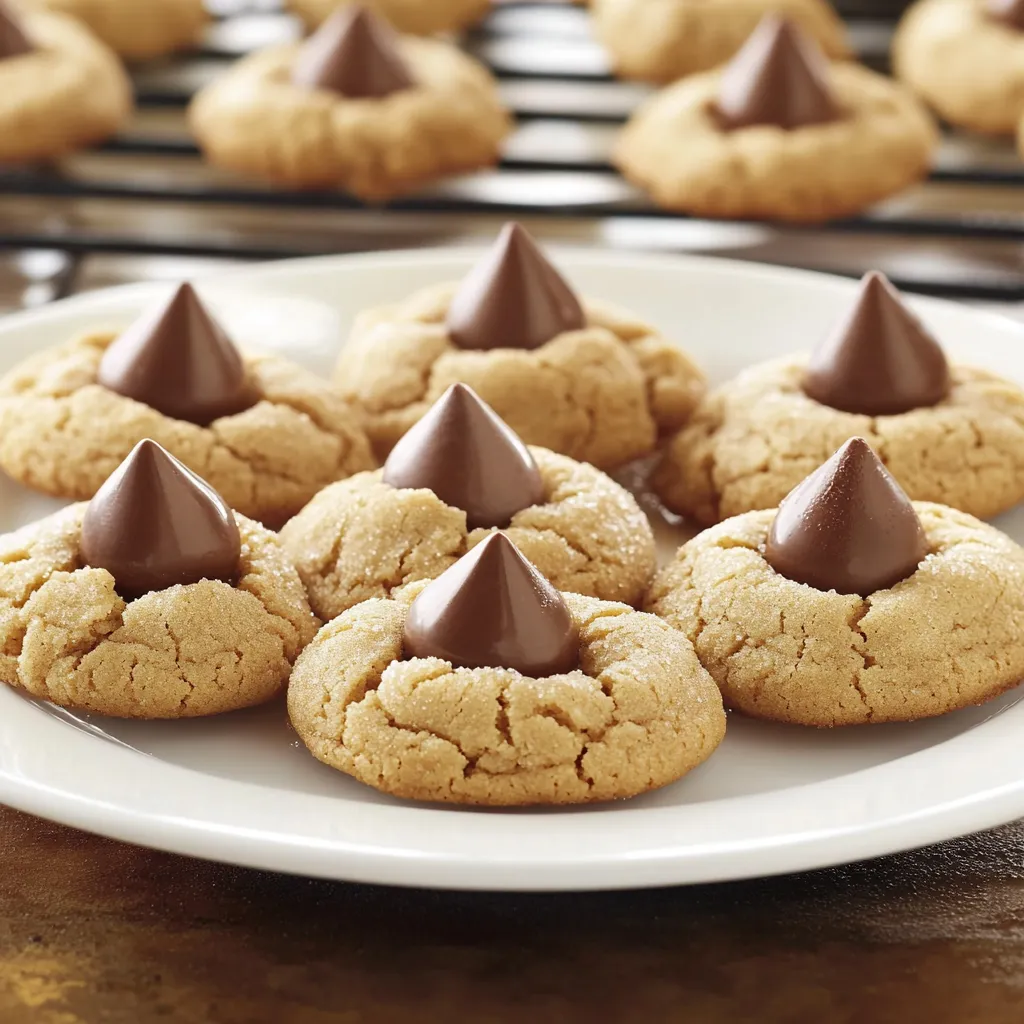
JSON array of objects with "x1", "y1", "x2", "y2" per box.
[
  {"x1": 97, "y1": 283, "x2": 254, "y2": 426},
  {"x1": 714, "y1": 16, "x2": 839, "y2": 131},
  {"x1": 446, "y1": 223, "x2": 585, "y2": 351},
  {"x1": 988, "y1": 0, "x2": 1024, "y2": 27},
  {"x1": 81, "y1": 440, "x2": 242, "y2": 601},
  {"x1": 291, "y1": 5, "x2": 413, "y2": 99},
  {"x1": 383, "y1": 384, "x2": 545, "y2": 529},
  {"x1": 403, "y1": 534, "x2": 579, "y2": 676},
  {"x1": 0, "y1": 4, "x2": 31, "y2": 59},
  {"x1": 765, "y1": 437, "x2": 928, "y2": 596},
  {"x1": 804, "y1": 271, "x2": 950, "y2": 416}
]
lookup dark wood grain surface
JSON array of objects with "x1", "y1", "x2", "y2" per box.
[{"x1": 1, "y1": 807, "x2": 1023, "y2": 1023}]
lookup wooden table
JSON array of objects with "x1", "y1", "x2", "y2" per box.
[{"x1": 2, "y1": 807, "x2": 1023, "y2": 1023}]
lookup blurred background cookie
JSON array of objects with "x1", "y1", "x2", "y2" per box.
[{"x1": 288, "y1": 0, "x2": 491, "y2": 35}]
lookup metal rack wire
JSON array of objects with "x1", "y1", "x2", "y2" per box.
[{"x1": 0, "y1": 0, "x2": 1022, "y2": 310}]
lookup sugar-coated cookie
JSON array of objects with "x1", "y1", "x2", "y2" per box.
[
  {"x1": 615, "y1": 17, "x2": 937, "y2": 222},
  {"x1": 289, "y1": 536, "x2": 725, "y2": 805},
  {"x1": 288, "y1": 0, "x2": 490, "y2": 35},
  {"x1": 592, "y1": 0, "x2": 849, "y2": 83},
  {"x1": 334, "y1": 223, "x2": 706, "y2": 467},
  {"x1": 0, "y1": 442, "x2": 318, "y2": 719},
  {"x1": 0, "y1": 284, "x2": 375, "y2": 527},
  {"x1": 281, "y1": 385, "x2": 656, "y2": 620},
  {"x1": 190, "y1": 7, "x2": 510, "y2": 199},
  {"x1": 646, "y1": 439, "x2": 1024, "y2": 726}
]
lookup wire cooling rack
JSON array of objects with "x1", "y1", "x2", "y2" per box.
[{"x1": 0, "y1": 0, "x2": 1022, "y2": 311}]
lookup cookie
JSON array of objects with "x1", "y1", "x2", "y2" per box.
[
  {"x1": 27, "y1": 0, "x2": 207, "y2": 59},
  {"x1": 0, "y1": 284, "x2": 375, "y2": 528},
  {"x1": 893, "y1": 0, "x2": 1024, "y2": 135},
  {"x1": 289, "y1": 535, "x2": 726, "y2": 805},
  {"x1": 189, "y1": 6, "x2": 510, "y2": 200},
  {"x1": 653, "y1": 271, "x2": 1024, "y2": 524},
  {"x1": 334, "y1": 222, "x2": 706, "y2": 467},
  {"x1": 615, "y1": 17, "x2": 937, "y2": 223},
  {"x1": 280, "y1": 384, "x2": 656, "y2": 621},
  {"x1": 592, "y1": 0, "x2": 849, "y2": 83},
  {"x1": 0, "y1": 3, "x2": 130, "y2": 162},
  {"x1": 0, "y1": 441, "x2": 318, "y2": 719},
  {"x1": 646, "y1": 439, "x2": 1024, "y2": 727},
  {"x1": 287, "y1": 0, "x2": 490, "y2": 34}
]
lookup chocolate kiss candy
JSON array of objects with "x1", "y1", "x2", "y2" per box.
[
  {"x1": 97, "y1": 283, "x2": 254, "y2": 426},
  {"x1": 383, "y1": 383, "x2": 545, "y2": 529},
  {"x1": 291, "y1": 5, "x2": 413, "y2": 99},
  {"x1": 446, "y1": 222, "x2": 586, "y2": 351},
  {"x1": 765, "y1": 437, "x2": 928, "y2": 596},
  {"x1": 403, "y1": 533, "x2": 579, "y2": 676},
  {"x1": 714, "y1": 16, "x2": 839, "y2": 131},
  {"x1": 0, "y1": 3, "x2": 32, "y2": 59},
  {"x1": 804, "y1": 271, "x2": 950, "y2": 416},
  {"x1": 81, "y1": 439, "x2": 242, "y2": 601},
  {"x1": 988, "y1": 0, "x2": 1024, "y2": 27}
]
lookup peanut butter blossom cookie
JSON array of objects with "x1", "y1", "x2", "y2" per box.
[
  {"x1": 0, "y1": 283, "x2": 374, "y2": 527},
  {"x1": 654, "y1": 271, "x2": 1024, "y2": 524},
  {"x1": 894, "y1": 0, "x2": 1024, "y2": 135},
  {"x1": 281, "y1": 383, "x2": 656, "y2": 620},
  {"x1": 30, "y1": 0, "x2": 208, "y2": 59},
  {"x1": 591, "y1": 0, "x2": 849, "y2": 83},
  {"x1": 615, "y1": 17, "x2": 937, "y2": 222},
  {"x1": 335, "y1": 222, "x2": 706, "y2": 467},
  {"x1": 0, "y1": 440, "x2": 317, "y2": 719},
  {"x1": 287, "y1": 0, "x2": 490, "y2": 34},
  {"x1": 190, "y1": 5, "x2": 510, "y2": 199},
  {"x1": 289, "y1": 534, "x2": 725, "y2": 804},
  {"x1": 0, "y1": 2, "x2": 130, "y2": 163},
  {"x1": 646, "y1": 438, "x2": 1024, "y2": 726}
]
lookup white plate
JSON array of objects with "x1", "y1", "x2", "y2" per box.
[{"x1": 2, "y1": 250, "x2": 1024, "y2": 892}]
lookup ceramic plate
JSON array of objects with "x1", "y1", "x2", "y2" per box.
[{"x1": 2, "y1": 250, "x2": 1023, "y2": 892}]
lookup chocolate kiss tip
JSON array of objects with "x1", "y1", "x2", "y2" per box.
[
  {"x1": 383, "y1": 383, "x2": 545, "y2": 529},
  {"x1": 291, "y1": 4, "x2": 413, "y2": 99},
  {"x1": 81, "y1": 439, "x2": 241, "y2": 601},
  {"x1": 988, "y1": 0, "x2": 1024, "y2": 26},
  {"x1": 803, "y1": 271, "x2": 950, "y2": 417},
  {"x1": 0, "y1": 4, "x2": 32, "y2": 59},
  {"x1": 714, "y1": 15, "x2": 839, "y2": 132},
  {"x1": 765, "y1": 437, "x2": 928, "y2": 597},
  {"x1": 403, "y1": 533, "x2": 580, "y2": 677},
  {"x1": 446, "y1": 222, "x2": 585, "y2": 352},
  {"x1": 97, "y1": 283, "x2": 254, "y2": 427}
]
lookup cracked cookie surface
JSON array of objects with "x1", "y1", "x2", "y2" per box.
[
  {"x1": 0, "y1": 504, "x2": 318, "y2": 719},
  {"x1": 0, "y1": 330, "x2": 376, "y2": 527},
  {"x1": 287, "y1": 0, "x2": 490, "y2": 34},
  {"x1": 189, "y1": 35, "x2": 510, "y2": 200},
  {"x1": 645, "y1": 504, "x2": 1024, "y2": 726},
  {"x1": 654, "y1": 357, "x2": 1024, "y2": 524},
  {"x1": 0, "y1": 7, "x2": 131, "y2": 162},
  {"x1": 334, "y1": 282, "x2": 706, "y2": 467},
  {"x1": 280, "y1": 447, "x2": 657, "y2": 621},
  {"x1": 288, "y1": 582, "x2": 726, "y2": 805},
  {"x1": 615, "y1": 61, "x2": 937, "y2": 222},
  {"x1": 893, "y1": 0, "x2": 1024, "y2": 135}
]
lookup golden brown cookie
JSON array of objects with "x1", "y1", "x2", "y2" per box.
[
  {"x1": 335, "y1": 283, "x2": 706, "y2": 467},
  {"x1": 616, "y1": 47, "x2": 937, "y2": 223},
  {"x1": 645, "y1": 502, "x2": 1024, "y2": 726},
  {"x1": 0, "y1": 504, "x2": 318, "y2": 719},
  {"x1": 280, "y1": 446, "x2": 656, "y2": 621},
  {"x1": 592, "y1": 0, "x2": 849, "y2": 83},
  {"x1": 0, "y1": 329, "x2": 375, "y2": 527},
  {"x1": 288, "y1": 581, "x2": 726, "y2": 805},
  {"x1": 287, "y1": 0, "x2": 491, "y2": 34},
  {"x1": 893, "y1": 0, "x2": 1024, "y2": 135},
  {"x1": 189, "y1": 28, "x2": 510, "y2": 199},
  {"x1": 653, "y1": 356, "x2": 1024, "y2": 524},
  {"x1": 0, "y1": 6, "x2": 131, "y2": 162},
  {"x1": 27, "y1": 0, "x2": 207, "y2": 59}
]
